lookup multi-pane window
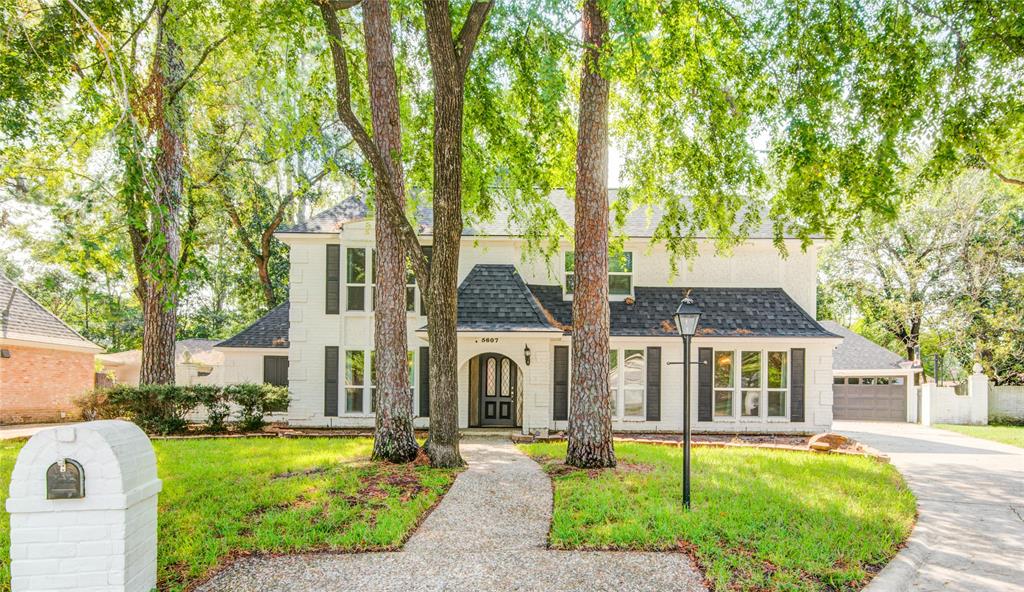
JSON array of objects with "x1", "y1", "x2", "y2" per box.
[
  {"x1": 767, "y1": 351, "x2": 788, "y2": 417},
  {"x1": 345, "y1": 350, "x2": 369, "y2": 413},
  {"x1": 713, "y1": 351, "x2": 734, "y2": 417},
  {"x1": 346, "y1": 248, "x2": 368, "y2": 311},
  {"x1": 564, "y1": 251, "x2": 634, "y2": 296},
  {"x1": 713, "y1": 349, "x2": 790, "y2": 420},
  {"x1": 609, "y1": 348, "x2": 645, "y2": 419}
]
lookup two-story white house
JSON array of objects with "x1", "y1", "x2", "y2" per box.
[{"x1": 218, "y1": 190, "x2": 842, "y2": 434}]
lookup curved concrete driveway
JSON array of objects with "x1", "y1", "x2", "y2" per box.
[{"x1": 835, "y1": 421, "x2": 1024, "y2": 592}]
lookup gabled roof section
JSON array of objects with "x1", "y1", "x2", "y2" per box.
[
  {"x1": 217, "y1": 302, "x2": 290, "y2": 348},
  {"x1": 280, "y1": 190, "x2": 806, "y2": 240},
  {"x1": 278, "y1": 196, "x2": 369, "y2": 234},
  {"x1": 0, "y1": 274, "x2": 100, "y2": 350},
  {"x1": 455, "y1": 265, "x2": 560, "y2": 332},
  {"x1": 818, "y1": 321, "x2": 913, "y2": 371},
  {"x1": 528, "y1": 285, "x2": 837, "y2": 338}
]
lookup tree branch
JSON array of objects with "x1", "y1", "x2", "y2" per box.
[
  {"x1": 317, "y1": 0, "x2": 431, "y2": 297},
  {"x1": 455, "y1": 2, "x2": 493, "y2": 76},
  {"x1": 168, "y1": 31, "x2": 231, "y2": 102}
]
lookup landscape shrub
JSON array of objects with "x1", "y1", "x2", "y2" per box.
[
  {"x1": 224, "y1": 383, "x2": 289, "y2": 431},
  {"x1": 76, "y1": 383, "x2": 288, "y2": 434},
  {"x1": 989, "y1": 414, "x2": 1024, "y2": 427},
  {"x1": 190, "y1": 385, "x2": 230, "y2": 432},
  {"x1": 104, "y1": 384, "x2": 203, "y2": 435}
]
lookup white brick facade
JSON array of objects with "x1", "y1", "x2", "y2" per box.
[
  {"x1": 6, "y1": 421, "x2": 161, "y2": 592},
  {"x1": 276, "y1": 219, "x2": 837, "y2": 434}
]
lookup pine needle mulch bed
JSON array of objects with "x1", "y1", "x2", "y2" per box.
[
  {"x1": 0, "y1": 437, "x2": 459, "y2": 592},
  {"x1": 519, "y1": 441, "x2": 915, "y2": 592}
]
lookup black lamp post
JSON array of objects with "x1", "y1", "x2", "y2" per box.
[{"x1": 673, "y1": 296, "x2": 702, "y2": 509}]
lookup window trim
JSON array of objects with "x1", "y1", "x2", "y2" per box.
[
  {"x1": 343, "y1": 349, "x2": 372, "y2": 415},
  {"x1": 563, "y1": 250, "x2": 635, "y2": 301},
  {"x1": 345, "y1": 247, "x2": 369, "y2": 312},
  {"x1": 712, "y1": 348, "x2": 791, "y2": 422},
  {"x1": 344, "y1": 246, "x2": 424, "y2": 316}
]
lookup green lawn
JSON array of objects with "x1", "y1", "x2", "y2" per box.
[
  {"x1": 0, "y1": 437, "x2": 457, "y2": 592},
  {"x1": 936, "y1": 424, "x2": 1024, "y2": 448},
  {"x1": 520, "y1": 442, "x2": 915, "y2": 592}
]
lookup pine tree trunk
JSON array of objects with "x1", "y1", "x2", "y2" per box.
[
  {"x1": 566, "y1": 0, "x2": 615, "y2": 469},
  {"x1": 139, "y1": 6, "x2": 185, "y2": 386},
  {"x1": 364, "y1": 0, "x2": 419, "y2": 463}
]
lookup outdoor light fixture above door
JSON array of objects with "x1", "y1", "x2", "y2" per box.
[{"x1": 524, "y1": 344, "x2": 531, "y2": 366}]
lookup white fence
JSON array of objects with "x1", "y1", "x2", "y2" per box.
[
  {"x1": 990, "y1": 385, "x2": 1024, "y2": 421},
  {"x1": 920, "y1": 365, "x2": 989, "y2": 425}
]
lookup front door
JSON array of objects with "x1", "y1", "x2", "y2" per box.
[{"x1": 478, "y1": 353, "x2": 517, "y2": 427}]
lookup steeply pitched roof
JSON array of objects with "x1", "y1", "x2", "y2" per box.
[
  {"x1": 818, "y1": 321, "x2": 912, "y2": 370},
  {"x1": 455, "y1": 265, "x2": 560, "y2": 332},
  {"x1": 528, "y1": 285, "x2": 837, "y2": 338},
  {"x1": 216, "y1": 302, "x2": 290, "y2": 349},
  {"x1": 279, "y1": 190, "x2": 795, "y2": 239},
  {"x1": 0, "y1": 274, "x2": 100, "y2": 350}
]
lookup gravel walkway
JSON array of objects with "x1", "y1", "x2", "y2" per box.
[{"x1": 196, "y1": 437, "x2": 706, "y2": 592}]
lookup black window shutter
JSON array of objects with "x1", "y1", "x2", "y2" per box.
[
  {"x1": 790, "y1": 348, "x2": 806, "y2": 422},
  {"x1": 263, "y1": 356, "x2": 289, "y2": 387},
  {"x1": 698, "y1": 347, "x2": 713, "y2": 421},
  {"x1": 324, "y1": 346, "x2": 339, "y2": 416},
  {"x1": 646, "y1": 347, "x2": 661, "y2": 421},
  {"x1": 552, "y1": 345, "x2": 569, "y2": 421},
  {"x1": 419, "y1": 347, "x2": 430, "y2": 417},
  {"x1": 326, "y1": 245, "x2": 340, "y2": 314}
]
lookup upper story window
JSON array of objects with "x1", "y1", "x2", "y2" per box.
[
  {"x1": 714, "y1": 349, "x2": 789, "y2": 420},
  {"x1": 346, "y1": 247, "x2": 422, "y2": 314},
  {"x1": 346, "y1": 248, "x2": 368, "y2": 311},
  {"x1": 564, "y1": 251, "x2": 634, "y2": 297},
  {"x1": 609, "y1": 348, "x2": 645, "y2": 419}
]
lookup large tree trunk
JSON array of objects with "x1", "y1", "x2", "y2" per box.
[
  {"x1": 139, "y1": 5, "x2": 186, "y2": 386},
  {"x1": 422, "y1": 0, "x2": 467, "y2": 468},
  {"x1": 419, "y1": 0, "x2": 491, "y2": 468},
  {"x1": 364, "y1": 0, "x2": 419, "y2": 463},
  {"x1": 566, "y1": 0, "x2": 615, "y2": 468}
]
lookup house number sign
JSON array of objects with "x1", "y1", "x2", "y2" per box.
[
  {"x1": 475, "y1": 337, "x2": 499, "y2": 344},
  {"x1": 45, "y1": 458, "x2": 85, "y2": 500}
]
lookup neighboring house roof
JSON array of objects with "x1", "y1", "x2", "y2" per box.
[
  {"x1": 279, "y1": 190, "x2": 795, "y2": 240},
  {"x1": 97, "y1": 339, "x2": 224, "y2": 367},
  {"x1": 818, "y1": 321, "x2": 916, "y2": 371},
  {"x1": 0, "y1": 273, "x2": 101, "y2": 351},
  {"x1": 216, "y1": 302, "x2": 290, "y2": 348},
  {"x1": 529, "y1": 285, "x2": 837, "y2": 338},
  {"x1": 454, "y1": 265, "x2": 560, "y2": 332}
]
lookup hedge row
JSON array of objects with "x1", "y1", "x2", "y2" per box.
[{"x1": 75, "y1": 383, "x2": 289, "y2": 435}]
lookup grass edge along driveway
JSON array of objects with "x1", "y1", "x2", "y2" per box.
[
  {"x1": 0, "y1": 437, "x2": 458, "y2": 592},
  {"x1": 520, "y1": 442, "x2": 915, "y2": 592},
  {"x1": 935, "y1": 423, "x2": 1024, "y2": 448}
]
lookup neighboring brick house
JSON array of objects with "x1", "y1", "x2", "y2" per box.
[
  {"x1": 221, "y1": 191, "x2": 843, "y2": 434},
  {"x1": 0, "y1": 274, "x2": 102, "y2": 424}
]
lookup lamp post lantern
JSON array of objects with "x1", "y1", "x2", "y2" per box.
[{"x1": 673, "y1": 296, "x2": 702, "y2": 509}]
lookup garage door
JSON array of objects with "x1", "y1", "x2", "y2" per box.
[{"x1": 833, "y1": 378, "x2": 906, "y2": 421}]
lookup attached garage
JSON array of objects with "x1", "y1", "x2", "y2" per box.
[
  {"x1": 833, "y1": 376, "x2": 907, "y2": 421},
  {"x1": 820, "y1": 321, "x2": 921, "y2": 422}
]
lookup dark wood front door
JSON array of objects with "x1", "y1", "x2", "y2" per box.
[{"x1": 478, "y1": 353, "x2": 517, "y2": 427}]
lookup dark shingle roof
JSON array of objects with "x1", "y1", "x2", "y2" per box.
[
  {"x1": 279, "y1": 190, "x2": 795, "y2": 239},
  {"x1": 217, "y1": 302, "x2": 290, "y2": 348},
  {"x1": 455, "y1": 265, "x2": 560, "y2": 332},
  {"x1": 818, "y1": 321, "x2": 911, "y2": 370},
  {"x1": 0, "y1": 274, "x2": 98, "y2": 347},
  {"x1": 528, "y1": 285, "x2": 837, "y2": 338}
]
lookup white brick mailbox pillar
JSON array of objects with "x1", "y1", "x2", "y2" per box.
[{"x1": 6, "y1": 420, "x2": 162, "y2": 592}]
